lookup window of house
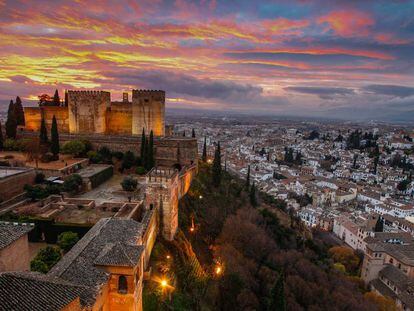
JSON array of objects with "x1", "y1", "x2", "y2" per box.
[
  {"x1": 118, "y1": 275, "x2": 128, "y2": 294},
  {"x1": 389, "y1": 258, "x2": 394, "y2": 264}
]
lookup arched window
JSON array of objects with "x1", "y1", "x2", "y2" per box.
[{"x1": 118, "y1": 275, "x2": 128, "y2": 294}]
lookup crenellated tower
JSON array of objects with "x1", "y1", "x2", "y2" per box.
[
  {"x1": 132, "y1": 90, "x2": 165, "y2": 137},
  {"x1": 68, "y1": 90, "x2": 110, "y2": 134}
]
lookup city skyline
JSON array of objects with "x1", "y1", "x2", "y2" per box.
[{"x1": 0, "y1": 0, "x2": 414, "y2": 120}]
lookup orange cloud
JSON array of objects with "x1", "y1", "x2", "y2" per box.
[{"x1": 317, "y1": 10, "x2": 374, "y2": 37}]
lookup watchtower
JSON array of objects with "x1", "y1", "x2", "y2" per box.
[
  {"x1": 132, "y1": 90, "x2": 165, "y2": 137},
  {"x1": 68, "y1": 90, "x2": 110, "y2": 134},
  {"x1": 145, "y1": 167, "x2": 178, "y2": 241}
]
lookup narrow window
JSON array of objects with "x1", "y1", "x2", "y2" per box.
[{"x1": 118, "y1": 275, "x2": 128, "y2": 294}]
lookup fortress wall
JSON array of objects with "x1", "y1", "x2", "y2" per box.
[
  {"x1": 68, "y1": 91, "x2": 110, "y2": 134},
  {"x1": 132, "y1": 90, "x2": 165, "y2": 137},
  {"x1": 20, "y1": 132, "x2": 198, "y2": 168},
  {"x1": 24, "y1": 106, "x2": 69, "y2": 133},
  {"x1": 106, "y1": 102, "x2": 132, "y2": 135}
]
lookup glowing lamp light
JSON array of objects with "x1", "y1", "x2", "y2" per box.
[
  {"x1": 215, "y1": 266, "x2": 222, "y2": 275},
  {"x1": 207, "y1": 159, "x2": 212, "y2": 164},
  {"x1": 166, "y1": 255, "x2": 171, "y2": 260},
  {"x1": 161, "y1": 279, "x2": 168, "y2": 288},
  {"x1": 199, "y1": 195, "x2": 203, "y2": 199},
  {"x1": 189, "y1": 227, "x2": 195, "y2": 233}
]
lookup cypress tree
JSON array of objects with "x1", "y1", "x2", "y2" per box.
[
  {"x1": 53, "y1": 89, "x2": 60, "y2": 106},
  {"x1": 192, "y1": 128, "x2": 196, "y2": 138},
  {"x1": 140, "y1": 128, "x2": 146, "y2": 162},
  {"x1": 148, "y1": 130, "x2": 154, "y2": 169},
  {"x1": 250, "y1": 182, "x2": 257, "y2": 207},
  {"x1": 246, "y1": 165, "x2": 251, "y2": 189},
  {"x1": 5, "y1": 100, "x2": 17, "y2": 139},
  {"x1": 269, "y1": 272, "x2": 286, "y2": 311},
  {"x1": 0, "y1": 122, "x2": 3, "y2": 151},
  {"x1": 64, "y1": 91, "x2": 68, "y2": 107},
  {"x1": 39, "y1": 116, "x2": 48, "y2": 144},
  {"x1": 50, "y1": 115, "x2": 59, "y2": 156},
  {"x1": 183, "y1": 131, "x2": 186, "y2": 137},
  {"x1": 212, "y1": 142, "x2": 221, "y2": 187},
  {"x1": 14, "y1": 96, "x2": 25, "y2": 126},
  {"x1": 202, "y1": 136, "x2": 207, "y2": 162}
]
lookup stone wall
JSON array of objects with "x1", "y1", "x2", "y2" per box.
[
  {"x1": 68, "y1": 91, "x2": 110, "y2": 134},
  {"x1": 0, "y1": 235, "x2": 30, "y2": 271},
  {"x1": 132, "y1": 90, "x2": 165, "y2": 137},
  {"x1": 0, "y1": 168, "x2": 35, "y2": 202},
  {"x1": 21, "y1": 132, "x2": 198, "y2": 169},
  {"x1": 145, "y1": 168, "x2": 179, "y2": 241},
  {"x1": 106, "y1": 102, "x2": 132, "y2": 135},
  {"x1": 24, "y1": 106, "x2": 69, "y2": 133}
]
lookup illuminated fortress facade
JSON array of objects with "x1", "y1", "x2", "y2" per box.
[{"x1": 25, "y1": 89, "x2": 165, "y2": 136}]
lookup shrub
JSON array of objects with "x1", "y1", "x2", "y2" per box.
[
  {"x1": 35, "y1": 173, "x2": 45, "y2": 184},
  {"x1": 63, "y1": 174, "x2": 83, "y2": 194},
  {"x1": 57, "y1": 231, "x2": 79, "y2": 253},
  {"x1": 81, "y1": 140, "x2": 93, "y2": 154},
  {"x1": 24, "y1": 184, "x2": 49, "y2": 201},
  {"x1": 61, "y1": 140, "x2": 86, "y2": 157},
  {"x1": 87, "y1": 151, "x2": 103, "y2": 164},
  {"x1": 122, "y1": 151, "x2": 136, "y2": 171},
  {"x1": 30, "y1": 259, "x2": 49, "y2": 273},
  {"x1": 3, "y1": 138, "x2": 19, "y2": 151},
  {"x1": 45, "y1": 184, "x2": 61, "y2": 195},
  {"x1": 98, "y1": 146, "x2": 112, "y2": 162},
  {"x1": 40, "y1": 152, "x2": 56, "y2": 163},
  {"x1": 30, "y1": 246, "x2": 61, "y2": 273},
  {"x1": 135, "y1": 166, "x2": 147, "y2": 175},
  {"x1": 121, "y1": 176, "x2": 138, "y2": 192},
  {"x1": 112, "y1": 151, "x2": 124, "y2": 160}
]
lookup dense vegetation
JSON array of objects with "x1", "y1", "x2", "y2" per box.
[{"x1": 144, "y1": 163, "x2": 380, "y2": 310}]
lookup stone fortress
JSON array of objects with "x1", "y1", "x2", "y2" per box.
[
  {"x1": 25, "y1": 89, "x2": 165, "y2": 136},
  {"x1": 23, "y1": 89, "x2": 198, "y2": 168},
  {"x1": 0, "y1": 89, "x2": 199, "y2": 310}
]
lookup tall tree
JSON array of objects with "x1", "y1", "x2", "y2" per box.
[
  {"x1": 50, "y1": 115, "x2": 60, "y2": 156},
  {"x1": 202, "y1": 136, "x2": 207, "y2": 162},
  {"x1": 212, "y1": 142, "x2": 222, "y2": 187},
  {"x1": 53, "y1": 89, "x2": 60, "y2": 106},
  {"x1": 147, "y1": 130, "x2": 155, "y2": 170},
  {"x1": 140, "y1": 128, "x2": 146, "y2": 162},
  {"x1": 192, "y1": 128, "x2": 196, "y2": 138},
  {"x1": 270, "y1": 272, "x2": 286, "y2": 311},
  {"x1": 64, "y1": 91, "x2": 68, "y2": 107},
  {"x1": 246, "y1": 165, "x2": 251, "y2": 190},
  {"x1": 183, "y1": 130, "x2": 186, "y2": 137},
  {"x1": 14, "y1": 96, "x2": 25, "y2": 126},
  {"x1": 5, "y1": 100, "x2": 17, "y2": 139},
  {"x1": 250, "y1": 182, "x2": 257, "y2": 207},
  {"x1": 0, "y1": 122, "x2": 3, "y2": 151},
  {"x1": 39, "y1": 116, "x2": 48, "y2": 144}
]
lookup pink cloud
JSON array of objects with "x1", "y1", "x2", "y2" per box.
[{"x1": 317, "y1": 9, "x2": 374, "y2": 37}]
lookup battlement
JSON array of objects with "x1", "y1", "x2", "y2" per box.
[
  {"x1": 132, "y1": 90, "x2": 165, "y2": 98},
  {"x1": 146, "y1": 167, "x2": 178, "y2": 184},
  {"x1": 68, "y1": 90, "x2": 110, "y2": 96}
]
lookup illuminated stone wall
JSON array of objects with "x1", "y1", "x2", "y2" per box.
[
  {"x1": 145, "y1": 168, "x2": 179, "y2": 241},
  {"x1": 24, "y1": 106, "x2": 69, "y2": 133},
  {"x1": 132, "y1": 90, "x2": 165, "y2": 137},
  {"x1": 68, "y1": 90, "x2": 110, "y2": 134},
  {"x1": 106, "y1": 102, "x2": 132, "y2": 135}
]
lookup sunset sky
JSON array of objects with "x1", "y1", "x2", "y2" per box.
[{"x1": 0, "y1": 0, "x2": 413, "y2": 120}]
